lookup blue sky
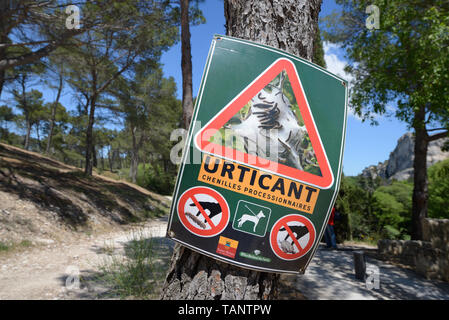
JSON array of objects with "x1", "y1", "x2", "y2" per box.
[{"x1": 160, "y1": 0, "x2": 410, "y2": 176}]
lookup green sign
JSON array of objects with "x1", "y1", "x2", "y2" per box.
[{"x1": 167, "y1": 35, "x2": 348, "y2": 274}]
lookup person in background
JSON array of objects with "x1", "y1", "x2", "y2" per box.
[{"x1": 324, "y1": 207, "x2": 337, "y2": 249}]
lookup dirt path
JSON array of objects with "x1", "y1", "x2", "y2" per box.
[
  {"x1": 0, "y1": 218, "x2": 168, "y2": 300},
  {"x1": 296, "y1": 244, "x2": 449, "y2": 300},
  {"x1": 3, "y1": 216, "x2": 448, "y2": 300}
]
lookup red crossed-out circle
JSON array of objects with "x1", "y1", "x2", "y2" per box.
[
  {"x1": 270, "y1": 214, "x2": 316, "y2": 261},
  {"x1": 177, "y1": 186, "x2": 230, "y2": 237}
]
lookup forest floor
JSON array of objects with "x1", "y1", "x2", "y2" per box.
[
  {"x1": 0, "y1": 216, "x2": 304, "y2": 300},
  {"x1": 0, "y1": 218, "x2": 169, "y2": 299},
  {"x1": 0, "y1": 142, "x2": 171, "y2": 248}
]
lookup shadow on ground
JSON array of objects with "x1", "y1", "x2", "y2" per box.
[
  {"x1": 296, "y1": 245, "x2": 449, "y2": 300},
  {"x1": 58, "y1": 236, "x2": 175, "y2": 299},
  {"x1": 0, "y1": 143, "x2": 170, "y2": 230}
]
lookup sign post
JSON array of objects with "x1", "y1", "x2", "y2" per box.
[{"x1": 167, "y1": 35, "x2": 348, "y2": 274}]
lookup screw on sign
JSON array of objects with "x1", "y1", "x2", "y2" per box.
[
  {"x1": 177, "y1": 186, "x2": 230, "y2": 237},
  {"x1": 270, "y1": 214, "x2": 316, "y2": 260}
]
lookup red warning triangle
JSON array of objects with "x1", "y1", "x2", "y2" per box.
[{"x1": 194, "y1": 58, "x2": 334, "y2": 189}]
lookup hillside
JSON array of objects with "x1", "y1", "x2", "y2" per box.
[{"x1": 0, "y1": 143, "x2": 171, "y2": 248}]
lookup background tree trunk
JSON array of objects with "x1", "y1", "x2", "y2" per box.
[
  {"x1": 24, "y1": 115, "x2": 31, "y2": 150},
  {"x1": 181, "y1": 0, "x2": 194, "y2": 129},
  {"x1": 85, "y1": 96, "x2": 97, "y2": 175},
  {"x1": 411, "y1": 106, "x2": 429, "y2": 240},
  {"x1": 161, "y1": 0, "x2": 322, "y2": 300},
  {"x1": 46, "y1": 72, "x2": 63, "y2": 154}
]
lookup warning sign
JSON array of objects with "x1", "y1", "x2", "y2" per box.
[
  {"x1": 167, "y1": 35, "x2": 348, "y2": 274},
  {"x1": 270, "y1": 214, "x2": 316, "y2": 260},
  {"x1": 194, "y1": 58, "x2": 334, "y2": 189},
  {"x1": 177, "y1": 186, "x2": 230, "y2": 237}
]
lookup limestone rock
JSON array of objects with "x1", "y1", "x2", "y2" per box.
[{"x1": 361, "y1": 132, "x2": 449, "y2": 181}]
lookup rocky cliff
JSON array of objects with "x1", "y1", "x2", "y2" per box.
[{"x1": 361, "y1": 132, "x2": 449, "y2": 181}]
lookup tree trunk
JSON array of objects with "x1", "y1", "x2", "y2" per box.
[
  {"x1": 161, "y1": 0, "x2": 322, "y2": 300},
  {"x1": 46, "y1": 72, "x2": 63, "y2": 154},
  {"x1": 108, "y1": 147, "x2": 113, "y2": 172},
  {"x1": 0, "y1": 69, "x2": 4, "y2": 99},
  {"x1": 85, "y1": 96, "x2": 97, "y2": 175},
  {"x1": 224, "y1": 0, "x2": 322, "y2": 60},
  {"x1": 92, "y1": 142, "x2": 97, "y2": 168},
  {"x1": 411, "y1": 106, "x2": 429, "y2": 240},
  {"x1": 181, "y1": 0, "x2": 194, "y2": 130},
  {"x1": 129, "y1": 127, "x2": 139, "y2": 184},
  {"x1": 0, "y1": 32, "x2": 6, "y2": 99},
  {"x1": 24, "y1": 114, "x2": 31, "y2": 150},
  {"x1": 36, "y1": 122, "x2": 42, "y2": 151}
]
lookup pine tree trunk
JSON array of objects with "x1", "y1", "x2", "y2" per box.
[
  {"x1": 24, "y1": 115, "x2": 31, "y2": 150},
  {"x1": 411, "y1": 106, "x2": 428, "y2": 240},
  {"x1": 181, "y1": 0, "x2": 194, "y2": 130},
  {"x1": 224, "y1": 0, "x2": 322, "y2": 60},
  {"x1": 0, "y1": 69, "x2": 4, "y2": 100},
  {"x1": 129, "y1": 127, "x2": 139, "y2": 184},
  {"x1": 85, "y1": 96, "x2": 97, "y2": 176},
  {"x1": 46, "y1": 73, "x2": 63, "y2": 154},
  {"x1": 161, "y1": 0, "x2": 322, "y2": 300}
]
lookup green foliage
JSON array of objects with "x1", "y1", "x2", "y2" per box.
[
  {"x1": 322, "y1": 0, "x2": 449, "y2": 128},
  {"x1": 97, "y1": 234, "x2": 159, "y2": 299},
  {"x1": 0, "y1": 0, "x2": 186, "y2": 198},
  {"x1": 428, "y1": 158, "x2": 449, "y2": 219},
  {"x1": 312, "y1": 26, "x2": 326, "y2": 68},
  {"x1": 372, "y1": 191, "x2": 405, "y2": 233},
  {"x1": 143, "y1": 164, "x2": 176, "y2": 195},
  {"x1": 337, "y1": 161, "x2": 449, "y2": 242},
  {"x1": 337, "y1": 175, "x2": 413, "y2": 241}
]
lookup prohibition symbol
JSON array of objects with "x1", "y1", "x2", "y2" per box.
[
  {"x1": 177, "y1": 186, "x2": 230, "y2": 237},
  {"x1": 270, "y1": 214, "x2": 316, "y2": 260}
]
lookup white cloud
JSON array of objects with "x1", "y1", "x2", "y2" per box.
[
  {"x1": 323, "y1": 41, "x2": 353, "y2": 84},
  {"x1": 323, "y1": 41, "x2": 361, "y2": 120}
]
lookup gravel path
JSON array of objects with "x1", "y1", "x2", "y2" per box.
[
  {"x1": 296, "y1": 245, "x2": 449, "y2": 300},
  {"x1": 0, "y1": 218, "x2": 168, "y2": 300},
  {"x1": 2, "y1": 220, "x2": 449, "y2": 300}
]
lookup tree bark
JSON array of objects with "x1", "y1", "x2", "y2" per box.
[
  {"x1": 108, "y1": 147, "x2": 113, "y2": 172},
  {"x1": 224, "y1": 0, "x2": 322, "y2": 60},
  {"x1": 181, "y1": 0, "x2": 194, "y2": 129},
  {"x1": 161, "y1": 0, "x2": 322, "y2": 300},
  {"x1": 0, "y1": 69, "x2": 4, "y2": 99},
  {"x1": 85, "y1": 95, "x2": 97, "y2": 175},
  {"x1": 129, "y1": 127, "x2": 139, "y2": 183},
  {"x1": 46, "y1": 71, "x2": 63, "y2": 154},
  {"x1": 411, "y1": 105, "x2": 429, "y2": 240},
  {"x1": 160, "y1": 244, "x2": 279, "y2": 299},
  {"x1": 24, "y1": 115, "x2": 31, "y2": 150}
]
